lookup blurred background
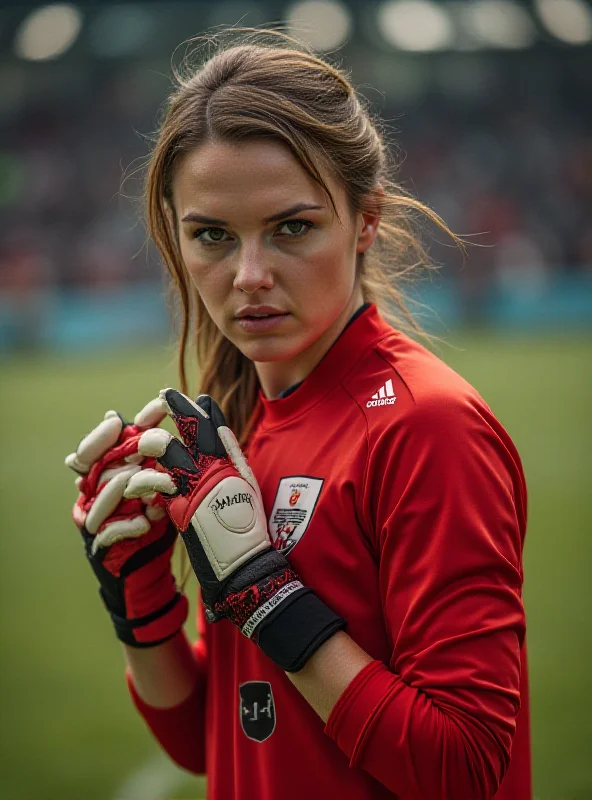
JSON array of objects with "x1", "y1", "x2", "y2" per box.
[{"x1": 0, "y1": 1, "x2": 590, "y2": 798}]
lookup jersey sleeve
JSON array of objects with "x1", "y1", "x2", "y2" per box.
[
  {"x1": 325, "y1": 392, "x2": 527, "y2": 800},
  {"x1": 126, "y1": 601, "x2": 209, "y2": 774}
]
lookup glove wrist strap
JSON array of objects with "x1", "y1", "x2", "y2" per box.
[
  {"x1": 213, "y1": 563, "x2": 303, "y2": 634},
  {"x1": 105, "y1": 591, "x2": 189, "y2": 648},
  {"x1": 209, "y1": 548, "x2": 346, "y2": 672},
  {"x1": 256, "y1": 590, "x2": 346, "y2": 672}
]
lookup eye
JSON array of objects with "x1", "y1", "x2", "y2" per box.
[
  {"x1": 193, "y1": 219, "x2": 313, "y2": 246},
  {"x1": 276, "y1": 219, "x2": 313, "y2": 238},
  {"x1": 193, "y1": 227, "x2": 230, "y2": 245}
]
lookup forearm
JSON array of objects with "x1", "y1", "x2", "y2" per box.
[
  {"x1": 289, "y1": 627, "x2": 520, "y2": 800},
  {"x1": 123, "y1": 630, "x2": 199, "y2": 708},
  {"x1": 124, "y1": 630, "x2": 208, "y2": 774},
  {"x1": 286, "y1": 631, "x2": 372, "y2": 722}
]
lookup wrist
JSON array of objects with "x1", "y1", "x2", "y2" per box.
[
  {"x1": 257, "y1": 590, "x2": 347, "y2": 672},
  {"x1": 210, "y1": 549, "x2": 347, "y2": 672},
  {"x1": 108, "y1": 590, "x2": 189, "y2": 648}
]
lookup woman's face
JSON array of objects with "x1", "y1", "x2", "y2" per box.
[{"x1": 171, "y1": 138, "x2": 379, "y2": 369}]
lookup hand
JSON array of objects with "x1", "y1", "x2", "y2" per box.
[
  {"x1": 124, "y1": 389, "x2": 346, "y2": 671},
  {"x1": 65, "y1": 401, "x2": 188, "y2": 647}
]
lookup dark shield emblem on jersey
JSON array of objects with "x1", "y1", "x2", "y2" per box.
[{"x1": 239, "y1": 681, "x2": 276, "y2": 743}]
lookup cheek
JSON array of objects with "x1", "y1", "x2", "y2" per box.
[
  {"x1": 303, "y1": 235, "x2": 357, "y2": 293},
  {"x1": 181, "y1": 258, "x2": 232, "y2": 331},
  {"x1": 182, "y1": 251, "x2": 225, "y2": 296}
]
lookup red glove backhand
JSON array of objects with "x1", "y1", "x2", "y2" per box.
[{"x1": 66, "y1": 403, "x2": 188, "y2": 647}]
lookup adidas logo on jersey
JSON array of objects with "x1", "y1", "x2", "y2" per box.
[{"x1": 367, "y1": 379, "x2": 396, "y2": 408}]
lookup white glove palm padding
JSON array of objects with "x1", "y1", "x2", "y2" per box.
[
  {"x1": 120, "y1": 390, "x2": 346, "y2": 670},
  {"x1": 125, "y1": 400, "x2": 269, "y2": 582},
  {"x1": 66, "y1": 400, "x2": 168, "y2": 553}
]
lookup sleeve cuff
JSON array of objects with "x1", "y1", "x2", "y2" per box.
[{"x1": 325, "y1": 659, "x2": 400, "y2": 766}]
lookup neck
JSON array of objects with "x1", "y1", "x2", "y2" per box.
[{"x1": 255, "y1": 288, "x2": 364, "y2": 399}]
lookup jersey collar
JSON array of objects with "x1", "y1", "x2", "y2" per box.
[{"x1": 257, "y1": 303, "x2": 394, "y2": 429}]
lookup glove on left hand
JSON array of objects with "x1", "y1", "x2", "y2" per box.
[
  {"x1": 66, "y1": 402, "x2": 188, "y2": 647},
  {"x1": 124, "y1": 389, "x2": 346, "y2": 672}
]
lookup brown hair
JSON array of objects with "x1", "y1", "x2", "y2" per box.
[{"x1": 146, "y1": 28, "x2": 462, "y2": 444}]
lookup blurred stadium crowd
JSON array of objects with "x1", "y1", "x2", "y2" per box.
[{"x1": 0, "y1": 0, "x2": 591, "y2": 348}]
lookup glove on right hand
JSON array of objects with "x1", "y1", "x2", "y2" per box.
[
  {"x1": 125, "y1": 390, "x2": 346, "y2": 672},
  {"x1": 66, "y1": 401, "x2": 188, "y2": 648}
]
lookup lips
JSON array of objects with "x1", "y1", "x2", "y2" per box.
[
  {"x1": 235, "y1": 308, "x2": 290, "y2": 333},
  {"x1": 236, "y1": 305, "x2": 287, "y2": 319}
]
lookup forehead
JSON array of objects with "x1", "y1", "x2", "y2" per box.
[{"x1": 172, "y1": 138, "x2": 339, "y2": 217}]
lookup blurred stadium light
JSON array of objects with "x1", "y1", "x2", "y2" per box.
[
  {"x1": 5, "y1": 0, "x2": 592, "y2": 62},
  {"x1": 462, "y1": 0, "x2": 536, "y2": 49},
  {"x1": 534, "y1": 0, "x2": 592, "y2": 45},
  {"x1": 377, "y1": 0, "x2": 455, "y2": 51},
  {"x1": 15, "y1": 3, "x2": 83, "y2": 61},
  {"x1": 285, "y1": 0, "x2": 352, "y2": 51}
]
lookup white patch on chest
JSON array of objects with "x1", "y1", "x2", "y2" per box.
[{"x1": 268, "y1": 476, "x2": 324, "y2": 554}]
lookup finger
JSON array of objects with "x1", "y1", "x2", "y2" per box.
[
  {"x1": 134, "y1": 397, "x2": 168, "y2": 429},
  {"x1": 65, "y1": 452, "x2": 87, "y2": 474},
  {"x1": 98, "y1": 462, "x2": 139, "y2": 486},
  {"x1": 159, "y1": 388, "x2": 208, "y2": 451},
  {"x1": 105, "y1": 410, "x2": 134, "y2": 428},
  {"x1": 195, "y1": 395, "x2": 229, "y2": 457},
  {"x1": 72, "y1": 495, "x2": 86, "y2": 528},
  {"x1": 217, "y1": 425, "x2": 261, "y2": 502},
  {"x1": 124, "y1": 453, "x2": 144, "y2": 465},
  {"x1": 196, "y1": 394, "x2": 227, "y2": 429},
  {"x1": 160, "y1": 388, "x2": 209, "y2": 420},
  {"x1": 65, "y1": 416, "x2": 123, "y2": 474},
  {"x1": 146, "y1": 504, "x2": 167, "y2": 521},
  {"x1": 137, "y1": 427, "x2": 173, "y2": 458},
  {"x1": 91, "y1": 516, "x2": 151, "y2": 555},
  {"x1": 86, "y1": 465, "x2": 141, "y2": 534},
  {"x1": 161, "y1": 389, "x2": 226, "y2": 458},
  {"x1": 123, "y1": 468, "x2": 178, "y2": 499},
  {"x1": 160, "y1": 389, "x2": 225, "y2": 458},
  {"x1": 138, "y1": 428, "x2": 197, "y2": 474}
]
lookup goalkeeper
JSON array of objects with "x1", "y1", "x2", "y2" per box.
[{"x1": 66, "y1": 30, "x2": 531, "y2": 800}]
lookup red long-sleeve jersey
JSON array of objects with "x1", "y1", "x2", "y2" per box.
[{"x1": 129, "y1": 304, "x2": 531, "y2": 800}]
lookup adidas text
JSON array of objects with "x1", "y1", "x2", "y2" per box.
[
  {"x1": 367, "y1": 378, "x2": 397, "y2": 408},
  {"x1": 366, "y1": 397, "x2": 396, "y2": 408}
]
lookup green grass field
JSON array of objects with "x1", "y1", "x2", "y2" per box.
[{"x1": 1, "y1": 333, "x2": 591, "y2": 800}]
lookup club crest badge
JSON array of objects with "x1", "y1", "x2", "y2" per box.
[
  {"x1": 269, "y1": 476, "x2": 324, "y2": 554},
  {"x1": 239, "y1": 681, "x2": 276, "y2": 742}
]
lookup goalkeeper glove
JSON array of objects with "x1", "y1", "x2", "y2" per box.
[
  {"x1": 124, "y1": 389, "x2": 346, "y2": 672},
  {"x1": 65, "y1": 401, "x2": 188, "y2": 647}
]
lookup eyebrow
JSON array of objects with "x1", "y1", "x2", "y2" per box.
[{"x1": 181, "y1": 203, "x2": 325, "y2": 226}]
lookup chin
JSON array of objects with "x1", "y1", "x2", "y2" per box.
[{"x1": 234, "y1": 334, "x2": 308, "y2": 364}]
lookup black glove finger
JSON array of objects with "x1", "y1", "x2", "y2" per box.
[
  {"x1": 155, "y1": 435, "x2": 198, "y2": 476},
  {"x1": 196, "y1": 395, "x2": 227, "y2": 427},
  {"x1": 162, "y1": 388, "x2": 226, "y2": 459},
  {"x1": 195, "y1": 395, "x2": 228, "y2": 458},
  {"x1": 138, "y1": 426, "x2": 196, "y2": 473}
]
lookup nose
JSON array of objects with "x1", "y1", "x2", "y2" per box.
[{"x1": 232, "y1": 245, "x2": 274, "y2": 295}]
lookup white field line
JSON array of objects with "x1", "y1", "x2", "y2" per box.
[{"x1": 113, "y1": 752, "x2": 191, "y2": 800}]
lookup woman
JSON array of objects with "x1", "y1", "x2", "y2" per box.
[{"x1": 66, "y1": 30, "x2": 530, "y2": 800}]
